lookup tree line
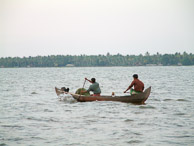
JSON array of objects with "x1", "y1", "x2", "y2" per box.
[{"x1": 0, "y1": 52, "x2": 194, "y2": 67}]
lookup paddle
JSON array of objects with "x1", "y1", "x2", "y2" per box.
[
  {"x1": 83, "y1": 79, "x2": 86, "y2": 88},
  {"x1": 81, "y1": 79, "x2": 86, "y2": 93}
]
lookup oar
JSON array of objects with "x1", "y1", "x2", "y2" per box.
[
  {"x1": 80, "y1": 79, "x2": 86, "y2": 94},
  {"x1": 83, "y1": 79, "x2": 86, "y2": 88},
  {"x1": 82, "y1": 79, "x2": 86, "y2": 90}
]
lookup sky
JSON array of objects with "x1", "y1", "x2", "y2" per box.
[{"x1": 0, "y1": 0, "x2": 194, "y2": 57}]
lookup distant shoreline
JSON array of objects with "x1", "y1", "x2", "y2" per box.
[
  {"x1": 0, "y1": 65, "x2": 194, "y2": 69},
  {"x1": 1, "y1": 52, "x2": 194, "y2": 67}
]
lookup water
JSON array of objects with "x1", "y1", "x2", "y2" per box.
[{"x1": 0, "y1": 66, "x2": 194, "y2": 146}]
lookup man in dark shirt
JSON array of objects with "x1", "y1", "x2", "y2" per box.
[{"x1": 124, "y1": 74, "x2": 144, "y2": 94}]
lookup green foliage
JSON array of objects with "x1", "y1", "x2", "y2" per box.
[
  {"x1": 0, "y1": 52, "x2": 194, "y2": 67},
  {"x1": 75, "y1": 88, "x2": 90, "y2": 96}
]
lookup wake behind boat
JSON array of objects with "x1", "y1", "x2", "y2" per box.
[{"x1": 55, "y1": 87, "x2": 151, "y2": 104}]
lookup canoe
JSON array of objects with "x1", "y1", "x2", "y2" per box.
[{"x1": 55, "y1": 86, "x2": 151, "y2": 104}]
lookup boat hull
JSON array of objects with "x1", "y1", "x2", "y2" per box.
[{"x1": 55, "y1": 87, "x2": 151, "y2": 104}]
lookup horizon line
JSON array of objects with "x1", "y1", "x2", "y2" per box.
[{"x1": 1, "y1": 51, "x2": 193, "y2": 58}]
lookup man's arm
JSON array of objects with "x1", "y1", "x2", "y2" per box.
[
  {"x1": 85, "y1": 78, "x2": 93, "y2": 83},
  {"x1": 81, "y1": 90, "x2": 87, "y2": 93},
  {"x1": 124, "y1": 81, "x2": 134, "y2": 93},
  {"x1": 81, "y1": 84, "x2": 91, "y2": 93}
]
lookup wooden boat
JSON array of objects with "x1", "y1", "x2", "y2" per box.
[{"x1": 55, "y1": 87, "x2": 151, "y2": 104}]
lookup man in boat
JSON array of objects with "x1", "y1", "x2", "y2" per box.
[
  {"x1": 81, "y1": 78, "x2": 101, "y2": 96},
  {"x1": 124, "y1": 74, "x2": 144, "y2": 95}
]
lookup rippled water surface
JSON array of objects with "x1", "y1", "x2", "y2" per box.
[{"x1": 0, "y1": 66, "x2": 194, "y2": 146}]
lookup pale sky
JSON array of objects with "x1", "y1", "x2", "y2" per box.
[{"x1": 0, "y1": 0, "x2": 194, "y2": 57}]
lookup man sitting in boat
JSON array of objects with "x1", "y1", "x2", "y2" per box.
[
  {"x1": 124, "y1": 74, "x2": 144, "y2": 95},
  {"x1": 81, "y1": 78, "x2": 101, "y2": 96}
]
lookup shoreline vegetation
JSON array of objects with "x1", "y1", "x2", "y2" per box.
[{"x1": 0, "y1": 52, "x2": 194, "y2": 68}]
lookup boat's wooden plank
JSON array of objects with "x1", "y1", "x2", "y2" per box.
[{"x1": 55, "y1": 86, "x2": 151, "y2": 104}]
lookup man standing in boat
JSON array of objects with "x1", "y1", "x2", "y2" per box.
[
  {"x1": 82, "y1": 78, "x2": 101, "y2": 96},
  {"x1": 124, "y1": 74, "x2": 144, "y2": 95}
]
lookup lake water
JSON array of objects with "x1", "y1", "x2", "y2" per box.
[{"x1": 0, "y1": 66, "x2": 194, "y2": 146}]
